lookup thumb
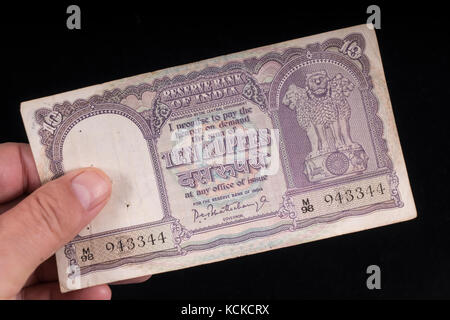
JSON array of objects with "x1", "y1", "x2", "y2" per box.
[{"x1": 0, "y1": 168, "x2": 111, "y2": 296}]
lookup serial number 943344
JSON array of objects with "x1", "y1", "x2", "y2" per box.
[
  {"x1": 105, "y1": 232, "x2": 168, "y2": 254},
  {"x1": 324, "y1": 183, "x2": 387, "y2": 206}
]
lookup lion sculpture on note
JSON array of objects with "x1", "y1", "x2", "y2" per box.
[{"x1": 283, "y1": 70, "x2": 368, "y2": 182}]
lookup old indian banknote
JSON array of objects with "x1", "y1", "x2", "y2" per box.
[{"x1": 21, "y1": 25, "x2": 416, "y2": 292}]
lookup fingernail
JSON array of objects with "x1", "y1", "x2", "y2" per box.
[{"x1": 71, "y1": 170, "x2": 111, "y2": 210}]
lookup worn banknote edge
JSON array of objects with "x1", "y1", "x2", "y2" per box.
[{"x1": 21, "y1": 24, "x2": 417, "y2": 292}]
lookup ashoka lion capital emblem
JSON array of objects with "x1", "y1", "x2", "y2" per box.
[{"x1": 282, "y1": 70, "x2": 369, "y2": 182}]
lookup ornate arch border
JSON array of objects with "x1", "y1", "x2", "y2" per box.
[{"x1": 268, "y1": 49, "x2": 392, "y2": 191}]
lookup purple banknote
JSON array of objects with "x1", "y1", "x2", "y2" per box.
[{"x1": 21, "y1": 24, "x2": 416, "y2": 292}]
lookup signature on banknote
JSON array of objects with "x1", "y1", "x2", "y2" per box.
[{"x1": 193, "y1": 195, "x2": 269, "y2": 223}]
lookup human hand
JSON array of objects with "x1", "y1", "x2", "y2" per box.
[{"x1": 0, "y1": 143, "x2": 149, "y2": 299}]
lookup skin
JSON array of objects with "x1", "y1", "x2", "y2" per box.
[{"x1": 0, "y1": 143, "x2": 150, "y2": 300}]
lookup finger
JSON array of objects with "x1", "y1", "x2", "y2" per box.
[
  {"x1": 24, "y1": 256, "x2": 58, "y2": 287},
  {"x1": 110, "y1": 275, "x2": 152, "y2": 285},
  {"x1": 20, "y1": 282, "x2": 111, "y2": 300},
  {"x1": 0, "y1": 195, "x2": 26, "y2": 215},
  {"x1": 0, "y1": 168, "x2": 111, "y2": 299},
  {"x1": 0, "y1": 143, "x2": 41, "y2": 203}
]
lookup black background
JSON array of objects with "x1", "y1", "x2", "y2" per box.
[{"x1": 1, "y1": 1, "x2": 449, "y2": 299}]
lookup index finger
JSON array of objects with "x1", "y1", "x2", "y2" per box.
[{"x1": 0, "y1": 143, "x2": 41, "y2": 203}]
